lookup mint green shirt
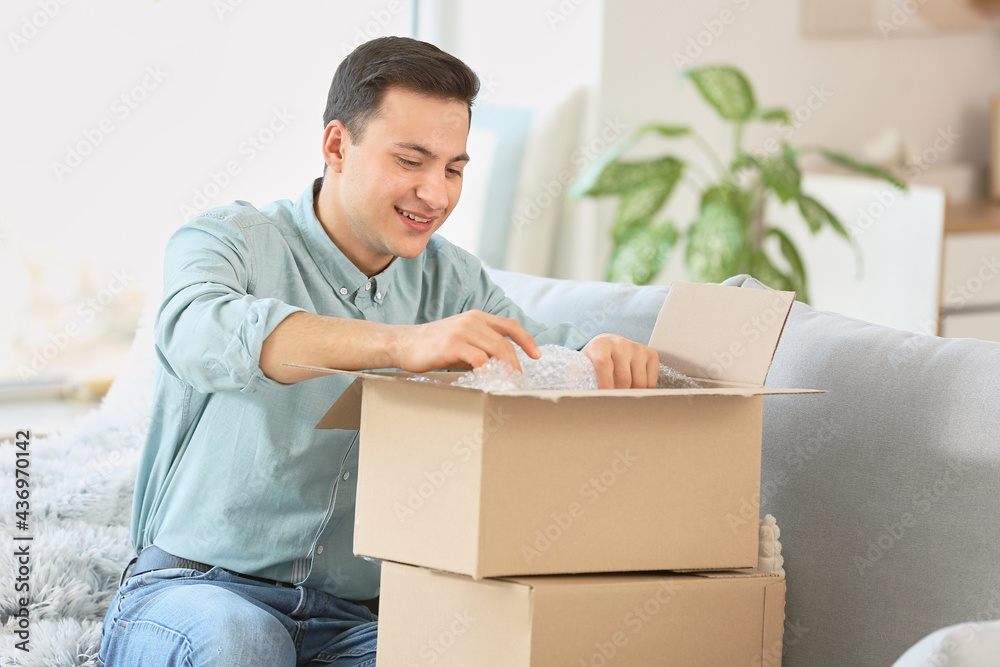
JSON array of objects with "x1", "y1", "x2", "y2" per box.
[{"x1": 130, "y1": 179, "x2": 588, "y2": 600}]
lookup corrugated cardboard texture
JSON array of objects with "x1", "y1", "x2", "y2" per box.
[
  {"x1": 354, "y1": 384, "x2": 763, "y2": 577},
  {"x1": 353, "y1": 380, "x2": 487, "y2": 577},
  {"x1": 649, "y1": 282, "x2": 794, "y2": 386},
  {"x1": 377, "y1": 562, "x2": 533, "y2": 667},
  {"x1": 476, "y1": 393, "x2": 762, "y2": 576},
  {"x1": 378, "y1": 562, "x2": 786, "y2": 666}
]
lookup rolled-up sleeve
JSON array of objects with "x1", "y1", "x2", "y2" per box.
[{"x1": 155, "y1": 216, "x2": 305, "y2": 393}]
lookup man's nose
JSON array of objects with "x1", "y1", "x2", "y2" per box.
[{"x1": 415, "y1": 170, "x2": 449, "y2": 211}]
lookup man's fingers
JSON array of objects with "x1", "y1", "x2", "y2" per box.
[
  {"x1": 487, "y1": 315, "x2": 540, "y2": 360},
  {"x1": 631, "y1": 348, "x2": 659, "y2": 389},
  {"x1": 463, "y1": 316, "x2": 523, "y2": 371},
  {"x1": 646, "y1": 352, "x2": 661, "y2": 389}
]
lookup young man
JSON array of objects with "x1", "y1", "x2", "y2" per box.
[{"x1": 99, "y1": 37, "x2": 658, "y2": 666}]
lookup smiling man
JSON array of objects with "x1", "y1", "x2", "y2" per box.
[{"x1": 99, "y1": 37, "x2": 658, "y2": 666}]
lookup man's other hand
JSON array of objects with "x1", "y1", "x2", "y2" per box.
[{"x1": 581, "y1": 333, "x2": 660, "y2": 389}]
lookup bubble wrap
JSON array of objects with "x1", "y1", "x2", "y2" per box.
[
  {"x1": 657, "y1": 364, "x2": 702, "y2": 389},
  {"x1": 758, "y1": 514, "x2": 785, "y2": 577},
  {"x1": 408, "y1": 346, "x2": 703, "y2": 391},
  {"x1": 452, "y1": 345, "x2": 599, "y2": 391}
]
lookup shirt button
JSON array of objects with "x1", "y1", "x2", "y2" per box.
[
  {"x1": 375, "y1": 292, "x2": 382, "y2": 300},
  {"x1": 342, "y1": 471, "x2": 350, "y2": 481},
  {"x1": 316, "y1": 545, "x2": 324, "y2": 555},
  {"x1": 339, "y1": 287, "x2": 348, "y2": 295},
  {"x1": 365, "y1": 281, "x2": 372, "y2": 291}
]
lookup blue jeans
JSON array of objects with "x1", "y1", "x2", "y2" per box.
[{"x1": 98, "y1": 566, "x2": 377, "y2": 666}]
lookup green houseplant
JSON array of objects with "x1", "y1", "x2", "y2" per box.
[{"x1": 569, "y1": 65, "x2": 905, "y2": 301}]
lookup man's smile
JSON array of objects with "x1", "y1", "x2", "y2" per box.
[{"x1": 394, "y1": 205, "x2": 437, "y2": 226}]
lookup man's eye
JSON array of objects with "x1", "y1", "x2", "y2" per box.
[
  {"x1": 447, "y1": 168, "x2": 463, "y2": 177},
  {"x1": 398, "y1": 158, "x2": 420, "y2": 168}
]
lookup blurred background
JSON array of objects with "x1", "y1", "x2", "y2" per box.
[{"x1": 1, "y1": 0, "x2": 999, "y2": 437}]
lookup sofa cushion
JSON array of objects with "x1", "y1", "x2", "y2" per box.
[{"x1": 892, "y1": 620, "x2": 1000, "y2": 666}]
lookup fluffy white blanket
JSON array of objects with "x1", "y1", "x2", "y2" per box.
[{"x1": 0, "y1": 312, "x2": 155, "y2": 667}]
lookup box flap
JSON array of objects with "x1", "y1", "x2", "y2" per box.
[
  {"x1": 762, "y1": 578, "x2": 787, "y2": 666},
  {"x1": 315, "y1": 377, "x2": 364, "y2": 430},
  {"x1": 687, "y1": 568, "x2": 784, "y2": 580},
  {"x1": 299, "y1": 362, "x2": 821, "y2": 430},
  {"x1": 648, "y1": 282, "x2": 795, "y2": 386}
]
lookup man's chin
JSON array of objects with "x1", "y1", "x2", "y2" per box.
[{"x1": 392, "y1": 239, "x2": 434, "y2": 260}]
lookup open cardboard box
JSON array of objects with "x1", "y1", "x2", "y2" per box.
[
  {"x1": 291, "y1": 282, "x2": 820, "y2": 578},
  {"x1": 376, "y1": 560, "x2": 786, "y2": 667}
]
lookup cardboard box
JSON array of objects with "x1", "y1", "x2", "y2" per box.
[
  {"x1": 376, "y1": 560, "x2": 786, "y2": 667},
  {"x1": 297, "y1": 282, "x2": 818, "y2": 578}
]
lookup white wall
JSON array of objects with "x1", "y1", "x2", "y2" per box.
[
  {"x1": 0, "y1": 0, "x2": 412, "y2": 381},
  {"x1": 427, "y1": 0, "x2": 603, "y2": 109}
]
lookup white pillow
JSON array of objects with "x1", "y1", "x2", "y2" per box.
[{"x1": 892, "y1": 621, "x2": 1000, "y2": 667}]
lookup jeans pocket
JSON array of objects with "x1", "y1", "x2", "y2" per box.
[{"x1": 118, "y1": 567, "x2": 222, "y2": 609}]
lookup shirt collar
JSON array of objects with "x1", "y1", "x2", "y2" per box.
[{"x1": 293, "y1": 178, "x2": 396, "y2": 304}]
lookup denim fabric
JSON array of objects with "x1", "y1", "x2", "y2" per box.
[{"x1": 99, "y1": 567, "x2": 377, "y2": 666}]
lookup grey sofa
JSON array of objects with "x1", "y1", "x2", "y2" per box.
[{"x1": 490, "y1": 269, "x2": 1000, "y2": 667}]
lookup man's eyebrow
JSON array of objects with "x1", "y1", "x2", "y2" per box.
[{"x1": 393, "y1": 142, "x2": 470, "y2": 163}]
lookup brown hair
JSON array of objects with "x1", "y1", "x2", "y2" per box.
[{"x1": 323, "y1": 36, "x2": 480, "y2": 143}]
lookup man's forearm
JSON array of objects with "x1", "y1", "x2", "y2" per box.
[
  {"x1": 259, "y1": 309, "x2": 544, "y2": 384},
  {"x1": 259, "y1": 312, "x2": 398, "y2": 384}
]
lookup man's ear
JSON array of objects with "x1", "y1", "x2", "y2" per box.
[{"x1": 322, "y1": 120, "x2": 349, "y2": 174}]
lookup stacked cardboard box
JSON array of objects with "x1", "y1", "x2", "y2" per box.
[{"x1": 304, "y1": 282, "x2": 816, "y2": 666}]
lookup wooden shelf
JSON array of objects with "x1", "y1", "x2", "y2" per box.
[{"x1": 945, "y1": 200, "x2": 1000, "y2": 233}]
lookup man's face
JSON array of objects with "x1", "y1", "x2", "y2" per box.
[{"x1": 331, "y1": 87, "x2": 470, "y2": 275}]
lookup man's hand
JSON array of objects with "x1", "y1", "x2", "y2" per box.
[
  {"x1": 582, "y1": 333, "x2": 660, "y2": 389},
  {"x1": 393, "y1": 311, "x2": 540, "y2": 373},
  {"x1": 260, "y1": 310, "x2": 541, "y2": 384}
]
